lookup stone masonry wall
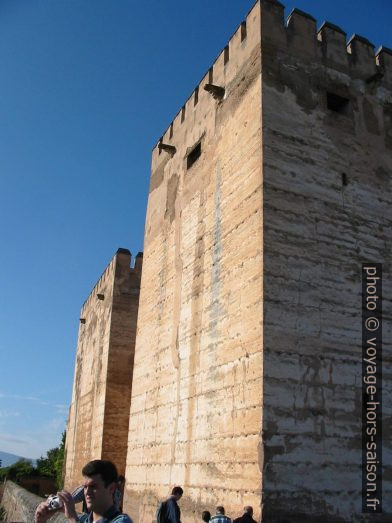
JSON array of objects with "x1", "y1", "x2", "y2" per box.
[
  {"x1": 64, "y1": 249, "x2": 142, "y2": 491},
  {"x1": 0, "y1": 481, "x2": 66, "y2": 523},
  {"x1": 124, "y1": 3, "x2": 263, "y2": 522},
  {"x1": 260, "y1": 1, "x2": 392, "y2": 521}
]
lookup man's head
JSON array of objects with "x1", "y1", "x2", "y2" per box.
[
  {"x1": 82, "y1": 460, "x2": 118, "y2": 514},
  {"x1": 244, "y1": 506, "x2": 253, "y2": 516},
  {"x1": 171, "y1": 486, "x2": 183, "y2": 501},
  {"x1": 216, "y1": 506, "x2": 225, "y2": 515},
  {"x1": 202, "y1": 510, "x2": 211, "y2": 522}
]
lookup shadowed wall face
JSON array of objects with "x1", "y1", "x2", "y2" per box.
[
  {"x1": 124, "y1": 3, "x2": 263, "y2": 522},
  {"x1": 64, "y1": 250, "x2": 142, "y2": 490},
  {"x1": 261, "y1": 2, "x2": 392, "y2": 522}
]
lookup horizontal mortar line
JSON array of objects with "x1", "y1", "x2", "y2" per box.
[
  {"x1": 128, "y1": 434, "x2": 261, "y2": 448},
  {"x1": 126, "y1": 483, "x2": 259, "y2": 493},
  {"x1": 130, "y1": 402, "x2": 261, "y2": 417},
  {"x1": 131, "y1": 460, "x2": 260, "y2": 466},
  {"x1": 130, "y1": 423, "x2": 262, "y2": 436},
  {"x1": 264, "y1": 375, "x2": 359, "y2": 389},
  {"x1": 131, "y1": 356, "x2": 261, "y2": 382},
  {"x1": 263, "y1": 348, "x2": 365, "y2": 364},
  {"x1": 132, "y1": 354, "x2": 261, "y2": 377},
  {"x1": 132, "y1": 377, "x2": 262, "y2": 397}
]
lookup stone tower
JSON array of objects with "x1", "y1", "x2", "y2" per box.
[
  {"x1": 123, "y1": 1, "x2": 391, "y2": 522},
  {"x1": 64, "y1": 248, "x2": 142, "y2": 489}
]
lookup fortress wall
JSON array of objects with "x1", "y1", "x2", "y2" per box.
[
  {"x1": 260, "y1": 1, "x2": 392, "y2": 521},
  {"x1": 124, "y1": 3, "x2": 263, "y2": 522},
  {"x1": 64, "y1": 249, "x2": 142, "y2": 490}
]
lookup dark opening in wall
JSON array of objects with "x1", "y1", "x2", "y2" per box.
[
  {"x1": 194, "y1": 87, "x2": 199, "y2": 106},
  {"x1": 208, "y1": 67, "x2": 213, "y2": 84},
  {"x1": 224, "y1": 45, "x2": 229, "y2": 65},
  {"x1": 327, "y1": 92, "x2": 350, "y2": 114},
  {"x1": 341, "y1": 173, "x2": 348, "y2": 186},
  {"x1": 187, "y1": 142, "x2": 201, "y2": 169},
  {"x1": 181, "y1": 105, "x2": 186, "y2": 123},
  {"x1": 241, "y1": 21, "x2": 247, "y2": 42}
]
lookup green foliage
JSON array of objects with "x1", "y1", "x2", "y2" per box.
[
  {"x1": 36, "y1": 431, "x2": 66, "y2": 489},
  {"x1": 0, "y1": 432, "x2": 66, "y2": 489},
  {"x1": 0, "y1": 459, "x2": 35, "y2": 482}
]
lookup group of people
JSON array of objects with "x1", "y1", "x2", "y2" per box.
[
  {"x1": 160, "y1": 489, "x2": 256, "y2": 523},
  {"x1": 34, "y1": 459, "x2": 257, "y2": 523},
  {"x1": 201, "y1": 506, "x2": 257, "y2": 523}
]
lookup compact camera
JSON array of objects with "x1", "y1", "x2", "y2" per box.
[
  {"x1": 46, "y1": 485, "x2": 85, "y2": 511},
  {"x1": 46, "y1": 495, "x2": 63, "y2": 511}
]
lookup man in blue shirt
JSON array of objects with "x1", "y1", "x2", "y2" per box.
[
  {"x1": 210, "y1": 506, "x2": 231, "y2": 523},
  {"x1": 34, "y1": 460, "x2": 133, "y2": 523}
]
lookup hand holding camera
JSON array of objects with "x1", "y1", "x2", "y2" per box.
[
  {"x1": 47, "y1": 485, "x2": 84, "y2": 511},
  {"x1": 35, "y1": 486, "x2": 83, "y2": 523}
]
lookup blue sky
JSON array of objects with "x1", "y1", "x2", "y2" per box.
[{"x1": 0, "y1": 0, "x2": 391, "y2": 460}]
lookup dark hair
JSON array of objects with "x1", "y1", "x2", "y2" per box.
[
  {"x1": 244, "y1": 507, "x2": 253, "y2": 515},
  {"x1": 118, "y1": 475, "x2": 125, "y2": 483},
  {"x1": 216, "y1": 506, "x2": 225, "y2": 515},
  {"x1": 171, "y1": 486, "x2": 184, "y2": 497},
  {"x1": 202, "y1": 510, "x2": 211, "y2": 522},
  {"x1": 82, "y1": 460, "x2": 118, "y2": 487}
]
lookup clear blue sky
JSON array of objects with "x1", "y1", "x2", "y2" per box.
[{"x1": 0, "y1": 0, "x2": 391, "y2": 460}]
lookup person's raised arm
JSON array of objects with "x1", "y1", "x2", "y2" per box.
[
  {"x1": 34, "y1": 501, "x2": 57, "y2": 523},
  {"x1": 57, "y1": 491, "x2": 79, "y2": 523}
]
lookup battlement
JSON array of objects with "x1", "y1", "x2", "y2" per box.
[
  {"x1": 263, "y1": 0, "x2": 391, "y2": 82},
  {"x1": 80, "y1": 248, "x2": 142, "y2": 315},
  {"x1": 151, "y1": 0, "x2": 391, "y2": 169},
  {"x1": 151, "y1": 0, "x2": 261, "y2": 168}
]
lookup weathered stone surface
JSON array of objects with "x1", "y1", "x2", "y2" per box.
[
  {"x1": 123, "y1": 1, "x2": 391, "y2": 521},
  {"x1": 0, "y1": 481, "x2": 67, "y2": 523},
  {"x1": 261, "y1": 0, "x2": 392, "y2": 520},
  {"x1": 124, "y1": 3, "x2": 263, "y2": 522},
  {"x1": 64, "y1": 249, "x2": 142, "y2": 490}
]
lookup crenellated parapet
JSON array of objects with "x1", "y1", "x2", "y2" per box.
[
  {"x1": 151, "y1": 0, "x2": 391, "y2": 172},
  {"x1": 262, "y1": 0, "x2": 391, "y2": 84},
  {"x1": 80, "y1": 248, "x2": 142, "y2": 318},
  {"x1": 150, "y1": 0, "x2": 262, "y2": 172}
]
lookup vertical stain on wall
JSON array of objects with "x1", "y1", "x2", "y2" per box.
[
  {"x1": 185, "y1": 190, "x2": 206, "y2": 485},
  {"x1": 169, "y1": 173, "x2": 183, "y2": 468},
  {"x1": 210, "y1": 161, "x2": 223, "y2": 338}
]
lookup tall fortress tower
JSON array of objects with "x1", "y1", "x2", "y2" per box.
[{"x1": 64, "y1": 1, "x2": 391, "y2": 522}]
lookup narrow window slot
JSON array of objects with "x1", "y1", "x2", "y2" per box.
[
  {"x1": 241, "y1": 21, "x2": 247, "y2": 42},
  {"x1": 187, "y1": 142, "x2": 201, "y2": 169},
  {"x1": 224, "y1": 45, "x2": 229, "y2": 65}
]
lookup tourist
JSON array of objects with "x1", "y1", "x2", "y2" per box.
[
  {"x1": 233, "y1": 506, "x2": 257, "y2": 523},
  {"x1": 157, "y1": 486, "x2": 183, "y2": 523},
  {"x1": 202, "y1": 510, "x2": 211, "y2": 522},
  {"x1": 34, "y1": 459, "x2": 133, "y2": 523},
  {"x1": 210, "y1": 506, "x2": 231, "y2": 523}
]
